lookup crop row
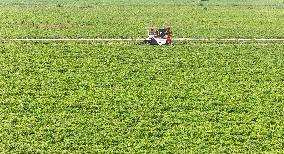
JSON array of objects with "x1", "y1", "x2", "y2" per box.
[{"x1": 0, "y1": 5, "x2": 283, "y2": 39}]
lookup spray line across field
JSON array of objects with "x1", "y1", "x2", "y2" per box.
[{"x1": 2, "y1": 38, "x2": 284, "y2": 41}]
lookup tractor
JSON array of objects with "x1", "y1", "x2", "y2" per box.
[{"x1": 140, "y1": 26, "x2": 172, "y2": 45}]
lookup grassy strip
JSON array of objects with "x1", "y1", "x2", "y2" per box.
[{"x1": 1, "y1": 0, "x2": 284, "y2": 6}]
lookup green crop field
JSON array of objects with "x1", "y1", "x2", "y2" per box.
[
  {"x1": 0, "y1": 0, "x2": 284, "y2": 39},
  {"x1": 1, "y1": 0, "x2": 284, "y2": 153}
]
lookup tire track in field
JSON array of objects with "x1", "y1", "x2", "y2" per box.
[{"x1": 2, "y1": 38, "x2": 284, "y2": 41}]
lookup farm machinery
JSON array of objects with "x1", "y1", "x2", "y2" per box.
[{"x1": 140, "y1": 26, "x2": 172, "y2": 45}]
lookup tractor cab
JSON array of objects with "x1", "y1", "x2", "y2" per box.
[{"x1": 141, "y1": 26, "x2": 172, "y2": 45}]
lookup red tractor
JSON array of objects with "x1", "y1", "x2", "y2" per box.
[{"x1": 140, "y1": 26, "x2": 172, "y2": 45}]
